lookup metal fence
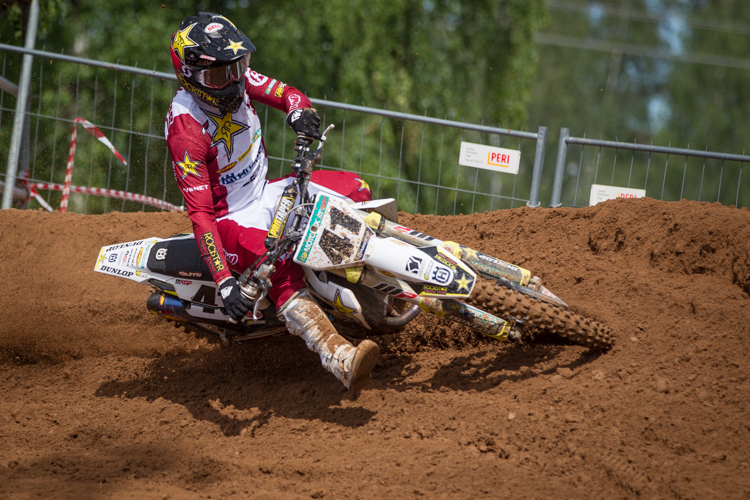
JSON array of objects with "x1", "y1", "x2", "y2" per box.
[
  {"x1": 2, "y1": 42, "x2": 749, "y2": 215},
  {"x1": 550, "y1": 128, "x2": 749, "y2": 209},
  {"x1": 0, "y1": 43, "x2": 549, "y2": 216}
]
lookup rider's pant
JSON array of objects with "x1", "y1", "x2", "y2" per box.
[{"x1": 217, "y1": 171, "x2": 372, "y2": 306}]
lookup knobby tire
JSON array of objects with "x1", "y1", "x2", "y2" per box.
[{"x1": 469, "y1": 278, "x2": 615, "y2": 350}]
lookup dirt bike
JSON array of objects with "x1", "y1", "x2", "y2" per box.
[{"x1": 94, "y1": 126, "x2": 615, "y2": 350}]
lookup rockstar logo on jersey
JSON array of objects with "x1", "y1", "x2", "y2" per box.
[
  {"x1": 176, "y1": 151, "x2": 201, "y2": 179},
  {"x1": 172, "y1": 23, "x2": 198, "y2": 62},
  {"x1": 205, "y1": 110, "x2": 249, "y2": 158}
]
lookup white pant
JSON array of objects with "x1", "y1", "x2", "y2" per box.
[{"x1": 217, "y1": 176, "x2": 354, "y2": 231}]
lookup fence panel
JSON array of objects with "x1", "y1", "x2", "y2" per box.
[
  {"x1": 550, "y1": 128, "x2": 749, "y2": 209},
  {"x1": 0, "y1": 44, "x2": 546, "y2": 216},
  {"x1": 0, "y1": 47, "x2": 182, "y2": 213},
  {"x1": 260, "y1": 101, "x2": 547, "y2": 215}
]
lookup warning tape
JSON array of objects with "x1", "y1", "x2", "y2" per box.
[
  {"x1": 16, "y1": 170, "x2": 54, "y2": 212},
  {"x1": 60, "y1": 118, "x2": 128, "y2": 213},
  {"x1": 30, "y1": 182, "x2": 184, "y2": 212}
]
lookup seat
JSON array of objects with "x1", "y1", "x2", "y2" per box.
[{"x1": 146, "y1": 235, "x2": 213, "y2": 280}]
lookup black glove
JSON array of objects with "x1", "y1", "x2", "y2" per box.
[
  {"x1": 219, "y1": 277, "x2": 254, "y2": 322},
  {"x1": 286, "y1": 107, "x2": 322, "y2": 141}
]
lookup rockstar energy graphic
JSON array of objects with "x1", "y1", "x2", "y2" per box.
[
  {"x1": 224, "y1": 40, "x2": 245, "y2": 55},
  {"x1": 455, "y1": 273, "x2": 473, "y2": 292},
  {"x1": 206, "y1": 110, "x2": 249, "y2": 158},
  {"x1": 355, "y1": 177, "x2": 370, "y2": 193},
  {"x1": 199, "y1": 232, "x2": 225, "y2": 274},
  {"x1": 172, "y1": 23, "x2": 198, "y2": 62},
  {"x1": 176, "y1": 73, "x2": 219, "y2": 106},
  {"x1": 434, "y1": 254, "x2": 457, "y2": 270},
  {"x1": 176, "y1": 151, "x2": 201, "y2": 179}
]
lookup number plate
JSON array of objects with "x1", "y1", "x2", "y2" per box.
[{"x1": 294, "y1": 195, "x2": 373, "y2": 270}]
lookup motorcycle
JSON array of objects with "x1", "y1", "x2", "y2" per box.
[{"x1": 94, "y1": 126, "x2": 615, "y2": 350}]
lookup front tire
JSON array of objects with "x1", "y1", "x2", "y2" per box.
[{"x1": 469, "y1": 278, "x2": 615, "y2": 350}]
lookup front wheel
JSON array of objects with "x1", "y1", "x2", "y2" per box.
[{"x1": 469, "y1": 279, "x2": 616, "y2": 350}]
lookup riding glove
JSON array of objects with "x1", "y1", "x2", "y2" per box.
[
  {"x1": 219, "y1": 277, "x2": 254, "y2": 321},
  {"x1": 286, "y1": 107, "x2": 322, "y2": 141}
]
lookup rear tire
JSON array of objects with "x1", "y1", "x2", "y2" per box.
[{"x1": 469, "y1": 279, "x2": 615, "y2": 350}]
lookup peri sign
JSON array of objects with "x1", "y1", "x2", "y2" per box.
[
  {"x1": 459, "y1": 142, "x2": 521, "y2": 175},
  {"x1": 589, "y1": 184, "x2": 646, "y2": 206}
]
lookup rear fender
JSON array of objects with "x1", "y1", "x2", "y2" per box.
[
  {"x1": 94, "y1": 237, "x2": 225, "y2": 309},
  {"x1": 349, "y1": 198, "x2": 398, "y2": 223},
  {"x1": 94, "y1": 237, "x2": 162, "y2": 284}
]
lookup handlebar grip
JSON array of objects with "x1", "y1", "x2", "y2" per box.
[{"x1": 295, "y1": 136, "x2": 313, "y2": 149}]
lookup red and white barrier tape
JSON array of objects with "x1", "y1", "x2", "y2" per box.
[
  {"x1": 60, "y1": 118, "x2": 128, "y2": 213},
  {"x1": 31, "y1": 182, "x2": 184, "y2": 212},
  {"x1": 16, "y1": 170, "x2": 54, "y2": 212},
  {"x1": 29, "y1": 187, "x2": 54, "y2": 212}
]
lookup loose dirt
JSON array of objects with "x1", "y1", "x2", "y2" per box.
[{"x1": 1, "y1": 198, "x2": 749, "y2": 499}]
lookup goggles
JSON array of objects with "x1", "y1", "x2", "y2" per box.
[{"x1": 193, "y1": 54, "x2": 250, "y2": 89}]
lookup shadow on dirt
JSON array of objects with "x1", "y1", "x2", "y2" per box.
[
  {"x1": 95, "y1": 328, "x2": 603, "y2": 436},
  {"x1": 1, "y1": 442, "x2": 230, "y2": 495},
  {"x1": 378, "y1": 333, "x2": 604, "y2": 394},
  {"x1": 95, "y1": 335, "x2": 378, "y2": 436}
]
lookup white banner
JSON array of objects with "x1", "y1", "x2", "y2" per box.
[
  {"x1": 458, "y1": 142, "x2": 521, "y2": 174},
  {"x1": 589, "y1": 184, "x2": 646, "y2": 206}
]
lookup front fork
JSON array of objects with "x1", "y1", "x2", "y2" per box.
[{"x1": 416, "y1": 297, "x2": 519, "y2": 341}]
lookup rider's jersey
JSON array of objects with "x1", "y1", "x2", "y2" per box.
[{"x1": 165, "y1": 69, "x2": 311, "y2": 285}]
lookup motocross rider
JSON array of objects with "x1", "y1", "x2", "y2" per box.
[{"x1": 165, "y1": 13, "x2": 380, "y2": 396}]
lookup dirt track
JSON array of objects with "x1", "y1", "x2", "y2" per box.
[{"x1": 1, "y1": 198, "x2": 749, "y2": 499}]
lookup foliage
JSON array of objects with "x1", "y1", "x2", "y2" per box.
[
  {"x1": 0, "y1": 0, "x2": 548, "y2": 214},
  {"x1": 0, "y1": 0, "x2": 69, "y2": 42},
  {"x1": 527, "y1": 0, "x2": 750, "y2": 209}
]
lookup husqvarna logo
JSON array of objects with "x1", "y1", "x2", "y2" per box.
[
  {"x1": 155, "y1": 248, "x2": 168, "y2": 261},
  {"x1": 431, "y1": 266, "x2": 452, "y2": 284}
]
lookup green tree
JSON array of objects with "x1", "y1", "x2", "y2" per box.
[
  {"x1": 1, "y1": 0, "x2": 547, "y2": 214},
  {"x1": 528, "y1": 0, "x2": 750, "y2": 209}
]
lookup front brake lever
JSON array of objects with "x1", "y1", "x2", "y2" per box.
[
  {"x1": 317, "y1": 124, "x2": 335, "y2": 148},
  {"x1": 226, "y1": 287, "x2": 266, "y2": 324},
  {"x1": 250, "y1": 290, "x2": 267, "y2": 321}
]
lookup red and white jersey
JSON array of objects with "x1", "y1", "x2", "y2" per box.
[{"x1": 165, "y1": 69, "x2": 311, "y2": 284}]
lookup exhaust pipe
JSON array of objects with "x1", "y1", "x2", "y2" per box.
[
  {"x1": 146, "y1": 292, "x2": 191, "y2": 322},
  {"x1": 384, "y1": 303, "x2": 421, "y2": 327}
]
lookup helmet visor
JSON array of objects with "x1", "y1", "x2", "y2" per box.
[{"x1": 199, "y1": 54, "x2": 250, "y2": 89}]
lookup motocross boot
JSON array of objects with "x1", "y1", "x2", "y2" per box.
[{"x1": 277, "y1": 289, "x2": 380, "y2": 397}]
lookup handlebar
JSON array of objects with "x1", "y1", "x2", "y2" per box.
[{"x1": 232, "y1": 125, "x2": 335, "y2": 321}]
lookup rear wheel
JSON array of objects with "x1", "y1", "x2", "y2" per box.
[{"x1": 469, "y1": 279, "x2": 615, "y2": 350}]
